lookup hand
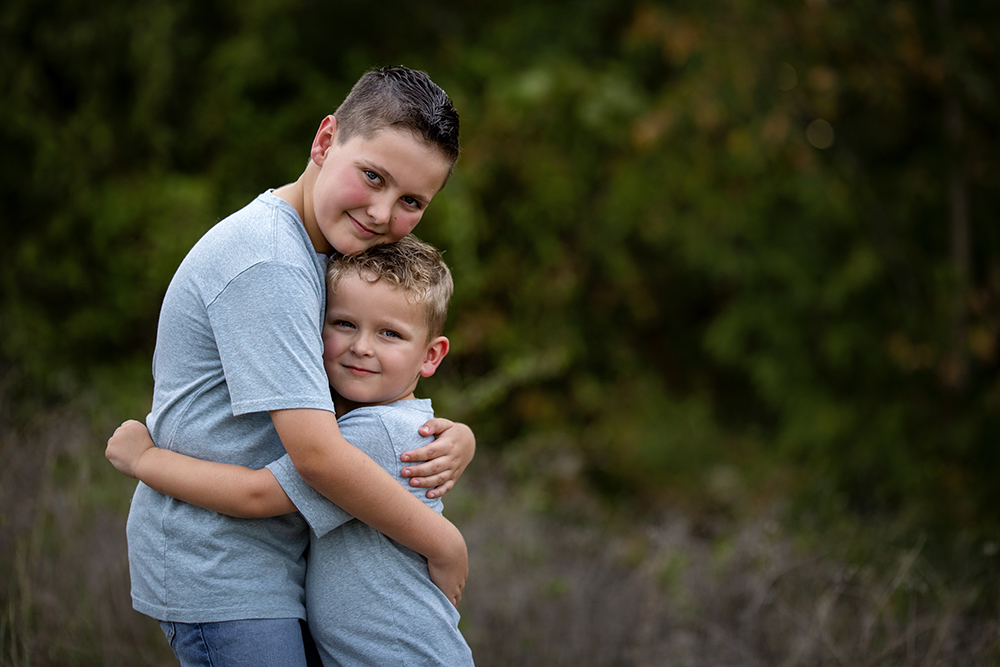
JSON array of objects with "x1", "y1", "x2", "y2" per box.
[
  {"x1": 425, "y1": 521, "x2": 469, "y2": 607},
  {"x1": 401, "y1": 420, "x2": 476, "y2": 499},
  {"x1": 105, "y1": 419, "x2": 157, "y2": 479}
]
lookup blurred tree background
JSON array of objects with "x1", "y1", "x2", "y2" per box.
[{"x1": 2, "y1": 0, "x2": 999, "y2": 664}]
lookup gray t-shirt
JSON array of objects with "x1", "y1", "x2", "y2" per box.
[
  {"x1": 127, "y1": 191, "x2": 334, "y2": 623},
  {"x1": 267, "y1": 399, "x2": 474, "y2": 667}
]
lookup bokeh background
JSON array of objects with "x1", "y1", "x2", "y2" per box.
[{"x1": 2, "y1": 1, "x2": 999, "y2": 665}]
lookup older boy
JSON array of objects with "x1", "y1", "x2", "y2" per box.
[
  {"x1": 109, "y1": 236, "x2": 474, "y2": 666},
  {"x1": 123, "y1": 67, "x2": 473, "y2": 667}
]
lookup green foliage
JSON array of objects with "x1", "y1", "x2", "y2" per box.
[{"x1": 3, "y1": 0, "x2": 1000, "y2": 544}]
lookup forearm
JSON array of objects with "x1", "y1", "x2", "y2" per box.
[
  {"x1": 273, "y1": 409, "x2": 467, "y2": 561},
  {"x1": 304, "y1": 432, "x2": 462, "y2": 556},
  {"x1": 134, "y1": 448, "x2": 292, "y2": 518},
  {"x1": 301, "y1": 439, "x2": 469, "y2": 602}
]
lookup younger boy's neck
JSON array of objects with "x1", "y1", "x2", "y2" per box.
[{"x1": 333, "y1": 391, "x2": 417, "y2": 417}]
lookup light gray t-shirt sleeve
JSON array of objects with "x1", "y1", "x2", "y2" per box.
[
  {"x1": 266, "y1": 455, "x2": 353, "y2": 535},
  {"x1": 209, "y1": 261, "x2": 332, "y2": 416},
  {"x1": 266, "y1": 403, "x2": 441, "y2": 537}
]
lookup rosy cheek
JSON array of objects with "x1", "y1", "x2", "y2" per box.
[
  {"x1": 321, "y1": 335, "x2": 337, "y2": 359},
  {"x1": 393, "y1": 211, "x2": 422, "y2": 236},
  {"x1": 343, "y1": 182, "x2": 370, "y2": 208},
  {"x1": 320, "y1": 173, "x2": 366, "y2": 213}
]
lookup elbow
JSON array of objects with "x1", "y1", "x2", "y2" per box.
[
  {"x1": 287, "y1": 448, "x2": 327, "y2": 489},
  {"x1": 228, "y1": 472, "x2": 286, "y2": 519},
  {"x1": 236, "y1": 492, "x2": 277, "y2": 519}
]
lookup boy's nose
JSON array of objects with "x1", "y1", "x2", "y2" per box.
[
  {"x1": 367, "y1": 196, "x2": 393, "y2": 227},
  {"x1": 350, "y1": 334, "x2": 374, "y2": 356}
]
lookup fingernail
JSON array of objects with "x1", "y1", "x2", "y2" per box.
[{"x1": 401, "y1": 468, "x2": 411, "y2": 477}]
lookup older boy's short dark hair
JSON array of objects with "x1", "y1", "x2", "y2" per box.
[
  {"x1": 334, "y1": 66, "x2": 460, "y2": 165},
  {"x1": 327, "y1": 235, "x2": 453, "y2": 340}
]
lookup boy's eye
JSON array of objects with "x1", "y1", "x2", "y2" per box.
[
  {"x1": 381, "y1": 329, "x2": 402, "y2": 339},
  {"x1": 331, "y1": 320, "x2": 355, "y2": 330},
  {"x1": 363, "y1": 170, "x2": 382, "y2": 185},
  {"x1": 401, "y1": 196, "x2": 422, "y2": 210}
]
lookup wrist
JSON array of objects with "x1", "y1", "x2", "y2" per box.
[
  {"x1": 425, "y1": 516, "x2": 466, "y2": 564},
  {"x1": 132, "y1": 447, "x2": 156, "y2": 481}
]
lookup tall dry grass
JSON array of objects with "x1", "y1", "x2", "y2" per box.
[
  {"x1": 454, "y1": 464, "x2": 1000, "y2": 666},
  {"x1": 2, "y1": 399, "x2": 997, "y2": 666},
  {"x1": 0, "y1": 397, "x2": 173, "y2": 667}
]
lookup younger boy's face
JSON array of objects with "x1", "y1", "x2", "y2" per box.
[
  {"x1": 322, "y1": 272, "x2": 447, "y2": 409},
  {"x1": 309, "y1": 119, "x2": 452, "y2": 256}
]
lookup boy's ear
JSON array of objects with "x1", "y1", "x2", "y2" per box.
[
  {"x1": 419, "y1": 336, "x2": 449, "y2": 378},
  {"x1": 310, "y1": 115, "x2": 338, "y2": 165}
]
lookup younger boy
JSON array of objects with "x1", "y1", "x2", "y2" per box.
[
  {"x1": 108, "y1": 236, "x2": 474, "y2": 666},
  {"x1": 121, "y1": 66, "x2": 474, "y2": 666}
]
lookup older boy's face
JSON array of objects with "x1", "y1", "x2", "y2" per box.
[
  {"x1": 322, "y1": 272, "x2": 437, "y2": 407},
  {"x1": 309, "y1": 122, "x2": 451, "y2": 256}
]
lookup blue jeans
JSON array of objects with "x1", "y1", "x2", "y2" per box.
[{"x1": 159, "y1": 618, "x2": 322, "y2": 667}]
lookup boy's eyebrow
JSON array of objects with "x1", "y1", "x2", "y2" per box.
[
  {"x1": 326, "y1": 302, "x2": 422, "y2": 331},
  {"x1": 366, "y1": 160, "x2": 432, "y2": 206}
]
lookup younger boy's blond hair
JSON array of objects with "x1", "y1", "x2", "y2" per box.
[{"x1": 327, "y1": 235, "x2": 453, "y2": 340}]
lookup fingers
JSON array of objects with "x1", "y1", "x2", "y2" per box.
[
  {"x1": 402, "y1": 463, "x2": 455, "y2": 498},
  {"x1": 418, "y1": 417, "x2": 455, "y2": 437},
  {"x1": 428, "y1": 561, "x2": 466, "y2": 608},
  {"x1": 424, "y1": 479, "x2": 455, "y2": 499},
  {"x1": 401, "y1": 441, "x2": 440, "y2": 464},
  {"x1": 451, "y1": 576, "x2": 465, "y2": 606},
  {"x1": 410, "y1": 473, "x2": 455, "y2": 498},
  {"x1": 405, "y1": 419, "x2": 473, "y2": 499},
  {"x1": 114, "y1": 420, "x2": 147, "y2": 439},
  {"x1": 106, "y1": 419, "x2": 154, "y2": 479},
  {"x1": 401, "y1": 455, "x2": 451, "y2": 478}
]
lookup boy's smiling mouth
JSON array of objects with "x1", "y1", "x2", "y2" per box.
[
  {"x1": 343, "y1": 364, "x2": 377, "y2": 375},
  {"x1": 349, "y1": 214, "x2": 378, "y2": 238}
]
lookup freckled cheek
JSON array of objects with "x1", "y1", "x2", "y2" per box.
[{"x1": 391, "y1": 209, "x2": 424, "y2": 237}]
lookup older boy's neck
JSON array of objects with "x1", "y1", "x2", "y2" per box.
[
  {"x1": 274, "y1": 169, "x2": 331, "y2": 254},
  {"x1": 273, "y1": 181, "x2": 302, "y2": 218}
]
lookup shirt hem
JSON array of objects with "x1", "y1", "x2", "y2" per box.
[
  {"x1": 232, "y1": 397, "x2": 335, "y2": 417},
  {"x1": 131, "y1": 597, "x2": 306, "y2": 624}
]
